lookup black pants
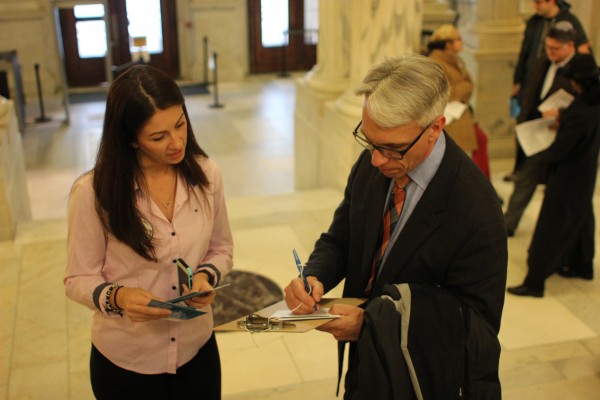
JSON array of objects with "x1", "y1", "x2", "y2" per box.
[{"x1": 90, "y1": 333, "x2": 221, "y2": 400}]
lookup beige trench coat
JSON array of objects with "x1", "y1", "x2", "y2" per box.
[{"x1": 429, "y1": 49, "x2": 478, "y2": 153}]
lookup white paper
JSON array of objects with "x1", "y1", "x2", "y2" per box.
[
  {"x1": 538, "y1": 89, "x2": 574, "y2": 113},
  {"x1": 444, "y1": 101, "x2": 468, "y2": 124},
  {"x1": 515, "y1": 117, "x2": 557, "y2": 156},
  {"x1": 270, "y1": 308, "x2": 339, "y2": 321}
]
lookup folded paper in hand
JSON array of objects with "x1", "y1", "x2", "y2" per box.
[
  {"x1": 537, "y1": 89, "x2": 574, "y2": 113},
  {"x1": 147, "y1": 299, "x2": 206, "y2": 320},
  {"x1": 167, "y1": 283, "x2": 231, "y2": 303},
  {"x1": 516, "y1": 117, "x2": 557, "y2": 156}
]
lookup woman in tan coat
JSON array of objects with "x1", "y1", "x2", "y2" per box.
[{"x1": 428, "y1": 24, "x2": 478, "y2": 153}]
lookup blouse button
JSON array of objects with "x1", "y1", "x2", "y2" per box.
[
  {"x1": 171, "y1": 337, "x2": 176, "y2": 342},
  {"x1": 171, "y1": 232, "x2": 176, "y2": 236},
  {"x1": 172, "y1": 285, "x2": 177, "y2": 290}
]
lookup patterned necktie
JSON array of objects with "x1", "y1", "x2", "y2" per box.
[{"x1": 365, "y1": 177, "x2": 410, "y2": 294}]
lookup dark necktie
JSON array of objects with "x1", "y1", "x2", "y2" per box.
[{"x1": 365, "y1": 178, "x2": 410, "y2": 294}]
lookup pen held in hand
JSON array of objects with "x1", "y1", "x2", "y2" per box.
[{"x1": 292, "y1": 249, "x2": 318, "y2": 311}]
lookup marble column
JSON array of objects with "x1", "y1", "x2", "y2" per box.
[
  {"x1": 303, "y1": 0, "x2": 349, "y2": 96},
  {"x1": 295, "y1": 0, "x2": 424, "y2": 190},
  {"x1": 460, "y1": 0, "x2": 524, "y2": 158},
  {"x1": 188, "y1": 0, "x2": 248, "y2": 82},
  {"x1": 295, "y1": 0, "x2": 349, "y2": 189},
  {"x1": 335, "y1": 0, "x2": 423, "y2": 118},
  {"x1": 422, "y1": 0, "x2": 457, "y2": 31},
  {"x1": 0, "y1": 100, "x2": 32, "y2": 240}
]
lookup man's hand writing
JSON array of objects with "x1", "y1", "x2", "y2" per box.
[{"x1": 283, "y1": 276, "x2": 324, "y2": 314}]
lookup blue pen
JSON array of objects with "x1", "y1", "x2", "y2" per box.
[
  {"x1": 176, "y1": 258, "x2": 194, "y2": 290},
  {"x1": 293, "y1": 249, "x2": 318, "y2": 311}
]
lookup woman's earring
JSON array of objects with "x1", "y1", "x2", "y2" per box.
[{"x1": 131, "y1": 143, "x2": 139, "y2": 149}]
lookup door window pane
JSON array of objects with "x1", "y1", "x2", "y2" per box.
[
  {"x1": 261, "y1": 0, "x2": 289, "y2": 47},
  {"x1": 76, "y1": 20, "x2": 107, "y2": 58},
  {"x1": 74, "y1": 4, "x2": 107, "y2": 58},
  {"x1": 74, "y1": 4, "x2": 105, "y2": 18},
  {"x1": 126, "y1": 0, "x2": 164, "y2": 54},
  {"x1": 304, "y1": 0, "x2": 319, "y2": 45}
]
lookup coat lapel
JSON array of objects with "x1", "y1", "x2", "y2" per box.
[{"x1": 358, "y1": 170, "x2": 390, "y2": 289}]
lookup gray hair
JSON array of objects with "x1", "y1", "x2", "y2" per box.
[
  {"x1": 354, "y1": 54, "x2": 449, "y2": 128},
  {"x1": 547, "y1": 21, "x2": 576, "y2": 43}
]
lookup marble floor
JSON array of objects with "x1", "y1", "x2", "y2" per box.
[{"x1": 1, "y1": 73, "x2": 600, "y2": 400}]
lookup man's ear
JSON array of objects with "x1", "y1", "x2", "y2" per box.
[{"x1": 429, "y1": 115, "x2": 446, "y2": 141}]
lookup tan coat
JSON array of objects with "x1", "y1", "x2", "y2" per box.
[{"x1": 429, "y1": 49, "x2": 478, "y2": 153}]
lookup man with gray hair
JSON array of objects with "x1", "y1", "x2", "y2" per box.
[{"x1": 284, "y1": 55, "x2": 507, "y2": 399}]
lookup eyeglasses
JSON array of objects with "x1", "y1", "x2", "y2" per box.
[
  {"x1": 352, "y1": 121, "x2": 431, "y2": 160},
  {"x1": 545, "y1": 43, "x2": 566, "y2": 52}
]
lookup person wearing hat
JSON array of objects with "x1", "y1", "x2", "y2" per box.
[
  {"x1": 506, "y1": 0, "x2": 590, "y2": 181},
  {"x1": 507, "y1": 53, "x2": 600, "y2": 297},
  {"x1": 503, "y1": 21, "x2": 579, "y2": 237},
  {"x1": 427, "y1": 25, "x2": 479, "y2": 158}
]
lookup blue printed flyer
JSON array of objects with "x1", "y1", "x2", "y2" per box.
[{"x1": 147, "y1": 300, "x2": 206, "y2": 320}]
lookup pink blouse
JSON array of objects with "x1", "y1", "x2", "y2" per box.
[{"x1": 64, "y1": 157, "x2": 233, "y2": 374}]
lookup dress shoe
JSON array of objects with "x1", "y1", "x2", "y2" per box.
[
  {"x1": 557, "y1": 266, "x2": 593, "y2": 280},
  {"x1": 506, "y1": 285, "x2": 543, "y2": 298}
]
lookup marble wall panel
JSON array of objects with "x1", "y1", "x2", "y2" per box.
[{"x1": 190, "y1": 0, "x2": 249, "y2": 82}]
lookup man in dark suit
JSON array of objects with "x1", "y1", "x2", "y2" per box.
[
  {"x1": 504, "y1": 21, "x2": 578, "y2": 236},
  {"x1": 505, "y1": 0, "x2": 590, "y2": 181},
  {"x1": 284, "y1": 55, "x2": 507, "y2": 398},
  {"x1": 508, "y1": 54, "x2": 600, "y2": 298}
]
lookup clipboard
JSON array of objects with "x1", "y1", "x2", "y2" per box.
[{"x1": 214, "y1": 297, "x2": 365, "y2": 333}]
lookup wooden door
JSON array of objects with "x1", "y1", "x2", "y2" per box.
[
  {"x1": 248, "y1": 0, "x2": 318, "y2": 74},
  {"x1": 59, "y1": 0, "x2": 179, "y2": 87}
]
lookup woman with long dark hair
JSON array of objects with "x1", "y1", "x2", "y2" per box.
[
  {"x1": 64, "y1": 65, "x2": 233, "y2": 398},
  {"x1": 508, "y1": 53, "x2": 600, "y2": 297}
]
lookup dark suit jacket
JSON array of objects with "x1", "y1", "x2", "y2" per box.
[
  {"x1": 515, "y1": 55, "x2": 577, "y2": 171},
  {"x1": 513, "y1": 8, "x2": 588, "y2": 90},
  {"x1": 304, "y1": 134, "x2": 508, "y2": 397},
  {"x1": 518, "y1": 56, "x2": 576, "y2": 124},
  {"x1": 528, "y1": 96, "x2": 600, "y2": 277}
]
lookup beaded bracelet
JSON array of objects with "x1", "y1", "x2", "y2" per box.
[
  {"x1": 113, "y1": 285, "x2": 123, "y2": 310},
  {"x1": 105, "y1": 283, "x2": 124, "y2": 316}
]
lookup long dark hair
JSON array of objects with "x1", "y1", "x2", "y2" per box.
[{"x1": 93, "y1": 65, "x2": 209, "y2": 260}]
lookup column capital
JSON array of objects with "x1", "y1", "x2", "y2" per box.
[{"x1": 423, "y1": 0, "x2": 457, "y2": 31}]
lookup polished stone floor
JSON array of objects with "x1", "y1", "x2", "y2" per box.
[{"x1": 1, "y1": 73, "x2": 599, "y2": 399}]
